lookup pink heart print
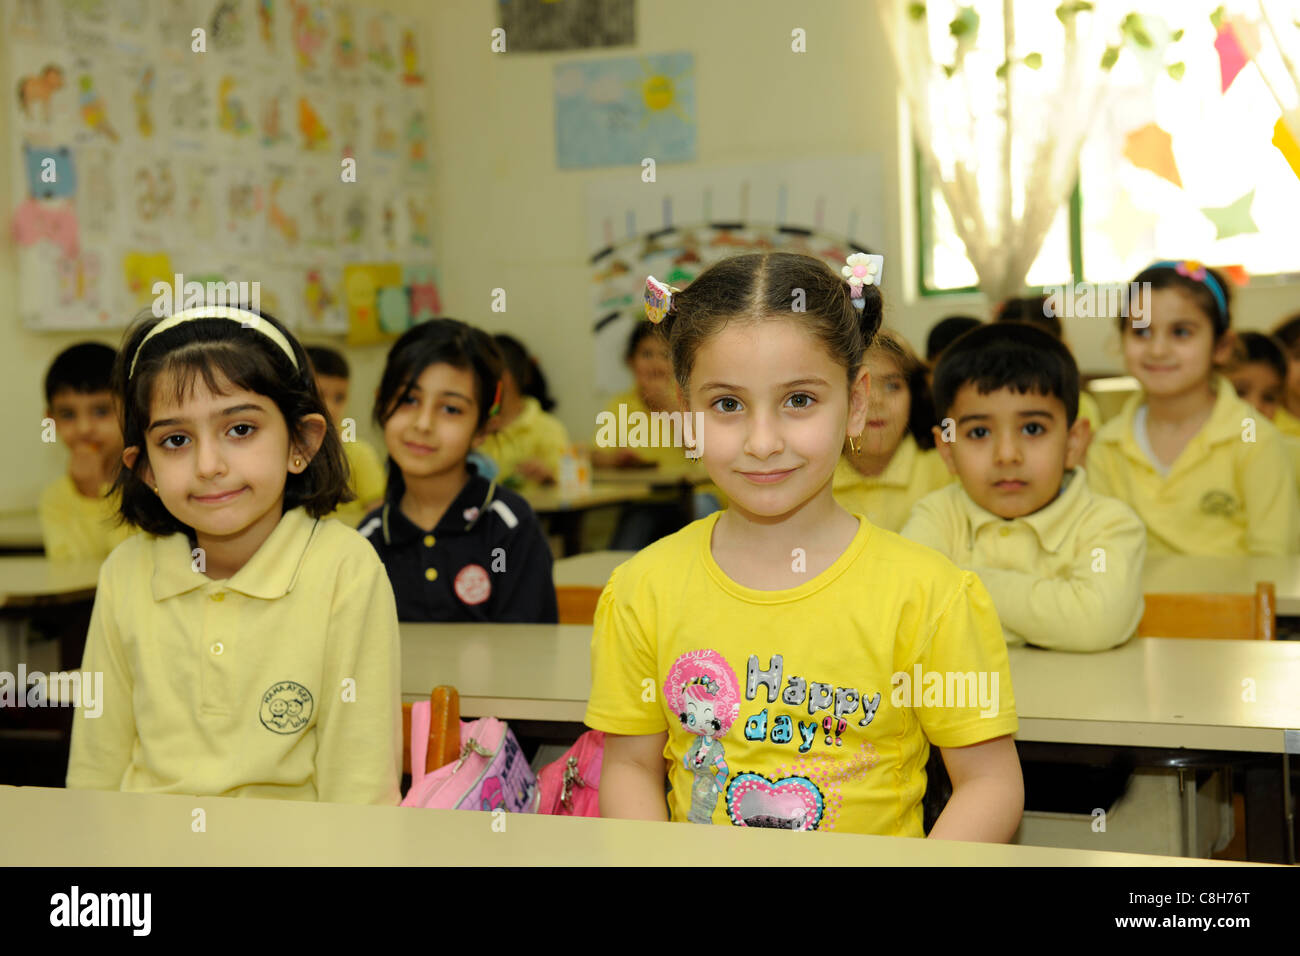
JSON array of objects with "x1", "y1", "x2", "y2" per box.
[{"x1": 726, "y1": 772, "x2": 824, "y2": 830}]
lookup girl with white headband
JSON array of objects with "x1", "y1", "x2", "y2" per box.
[{"x1": 67, "y1": 306, "x2": 402, "y2": 806}]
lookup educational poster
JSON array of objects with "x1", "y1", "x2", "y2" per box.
[
  {"x1": 584, "y1": 156, "x2": 884, "y2": 394},
  {"x1": 6, "y1": 0, "x2": 437, "y2": 334},
  {"x1": 499, "y1": 0, "x2": 635, "y2": 52},
  {"x1": 555, "y1": 51, "x2": 695, "y2": 168}
]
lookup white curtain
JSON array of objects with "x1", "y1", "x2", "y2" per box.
[{"x1": 878, "y1": 0, "x2": 1121, "y2": 302}]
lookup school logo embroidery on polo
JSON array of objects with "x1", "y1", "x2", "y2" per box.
[
  {"x1": 454, "y1": 564, "x2": 491, "y2": 605},
  {"x1": 259, "y1": 681, "x2": 314, "y2": 734},
  {"x1": 1199, "y1": 490, "x2": 1239, "y2": 518}
]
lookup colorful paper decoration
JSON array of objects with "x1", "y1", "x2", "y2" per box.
[
  {"x1": 1200, "y1": 189, "x2": 1259, "y2": 239},
  {"x1": 1214, "y1": 24, "x2": 1248, "y2": 92},
  {"x1": 1123, "y1": 122, "x2": 1182, "y2": 188},
  {"x1": 1273, "y1": 117, "x2": 1300, "y2": 183}
]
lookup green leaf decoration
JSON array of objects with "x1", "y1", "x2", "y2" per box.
[
  {"x1": 1210, "y1": 6, "x2": 1226, "y2": 30},
  {"x1": 907, "y1": 2, "x2": 926, "y2": 21},
  {"x1": 943, "y1": 63, "x2": 958, "y2": 78},
  {"x1": 1100, "y1": 45, "x2": 1120, "y2": 70},
  {"x1": 995, "y1": 61, "x2": 1009, "y2": 78},
  {"x1": 1024, "y1": 52, "x2": 1043, "y2": 69},
  {"x1": 949, "y1": 6, "x2": 979, "y2": 40},
  {"x1": 1166, "y1": 61, "x2": 1185, "y2": 80},
  {"x1": 1171, "y1": 28, "x2": 1184, "y2": 42}
]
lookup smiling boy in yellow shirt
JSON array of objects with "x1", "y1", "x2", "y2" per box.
[{"x1": 903, "y1": 323, "x2": 1146, "y2": 651}]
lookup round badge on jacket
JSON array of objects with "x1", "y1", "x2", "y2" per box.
[{"x1": 454, "y1": 563, "x2": 491, "y2": 605}]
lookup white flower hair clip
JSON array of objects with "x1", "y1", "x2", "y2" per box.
[{"x1": 841, "y1": 253, "x2": 884, "y2": 309}]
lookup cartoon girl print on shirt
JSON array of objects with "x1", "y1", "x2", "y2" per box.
[{"x1": 664, "y1": 649, "x2": 740, "y2": 824}]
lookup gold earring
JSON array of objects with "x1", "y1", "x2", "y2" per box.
[
  {"x1": 294, "y1": 457, "x2": 303, "y2": 468},
  {"x1": 847, "y1": 433, "x2": 862, "y2": 455},
  {"x1": 152, "y1": 485, "x2": 159, "y2": 494}
]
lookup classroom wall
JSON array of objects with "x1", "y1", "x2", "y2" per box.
[{"x1": 3, "y1": 0, "x2": 1297, "y2": 509}]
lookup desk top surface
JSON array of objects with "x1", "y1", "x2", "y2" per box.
[
  {"x1": 0, "y1": 555, "x2": 101, "y2": 607},
  {"x1": 401, "y1": 625, "x2": 1300, "y2": 748},
  {"x1": 0, "y1": 510, "x2": 42, "y2": 550},
  {"x1": 522, "y1": 481, "x2": 654, "y2": 514},
  {"x1": 593, "y1": 464, "x2": 711, "y2": 488},
  {"x1": 553, "y1": 550, "x2": 634, "y2": 588},
  {"x1": 0, "y1": 785, "x2": 1251, "y2": 866}
]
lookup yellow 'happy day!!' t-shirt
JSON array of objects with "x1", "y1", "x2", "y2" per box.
[{"x1": 585, "y1": 512, "x2": 1018, "y2": 835}]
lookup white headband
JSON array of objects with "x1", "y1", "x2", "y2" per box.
[{"x1": 128, "y1": 306, "x2": 299, "y2": 378}]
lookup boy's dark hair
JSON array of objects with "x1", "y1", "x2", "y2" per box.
[
  {"x1": 925, "y1": 316, "x2": 982, "y2": 362},
  {"x1": 1228, "y1": 331, "x2": 1288, "y2": 383},
  {"x1": 869, "y1": 328, "x2": 938, "y2": 450},
  {"x1": 624, "y1": 320, "x2": 665, "y2": 363},
  {"x1": 45, "y1": 342, "x2": 118, "y2": 405},
  {"x1": 305, "y1": 345, "x2": 349, "y2": 380},
  {"x1": 1122, "y1": 263, "x2": 1233, "y2": 337},
  {"x1": 932, "y1": 322, "x2": 1080, "y2": 425},
  {"x1": 995, "y1": 295, "x2": 1062, "y2": 339},
  {"x1": 113, "y1": 308, "x2": 353, "y2": 536},
  {"x1": 657, "y1": 252, "x2": 882, "y2": 393},
  {"x1": 374, "y1": 318, "x2": 503, "y2": 433},
  {"x1": 1271, "y1": 313, "x2": 1300, "y2": 353},
  {"x1": 494, "y1": 333, "x2": 557, "y2": 412}
]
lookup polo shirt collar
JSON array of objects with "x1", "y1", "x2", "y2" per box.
[
  {"x1": 378, "y1": 463, "x2": 501, "y2": 547},
  {"x1": 960, "y1": 467, "x2": 1087, "y2": 554},
  {"x1": 151, "y1": 506, "x2": 321, "y2": 601},
  {"x1": 1100, "y1": 376, "x2": 1243, "y2": 464},
  {"x1": 837, "y1": 434, "x2": 920, "y2": 489}
]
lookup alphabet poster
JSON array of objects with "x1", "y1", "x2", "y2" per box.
[{"x1": 6, "y1": 0, "x2": 438, "y2": 336}]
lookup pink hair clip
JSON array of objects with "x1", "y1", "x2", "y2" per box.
[
  {"x1": 1175, "y1": 260, "x2": 1207, "y2": 282},
  {"x1": 644, "y1": 276, "x2": 679, "y2": 325},
  {"x1": 841, "y1": 253, "x2": 884, "y2": 308}
]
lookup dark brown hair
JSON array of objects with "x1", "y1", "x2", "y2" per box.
[
  {"x1": 657, "y1": 252, "x2": 882, "y2": 393},
  {"x1": 868, "y1": 328, "x2": 938, "y2": 450},
  {"x1": 112, "y1": 308, "x2": 352, "y2": 536},
  {"x1": 1121, "y1": 264, "x2": 1233, "y2": 337},
  {"x1": 374, "y1": 318, "x2": 503, "y2": 432}
]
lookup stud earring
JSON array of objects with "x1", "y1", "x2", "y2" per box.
[
  {"x1": 152, "y1": 485, "x2": 159, "y2": 494},
  {"x1": 294, "y1": 457, "x2": 303, "y2": 468}
]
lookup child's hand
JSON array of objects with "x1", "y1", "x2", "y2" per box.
[{"x1": 517, "y1": 458, "x2": 555, "y2": 484}]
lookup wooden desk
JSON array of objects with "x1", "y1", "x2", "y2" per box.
[
  {"x1": 1143, "y1": 554, "x2": 1300, "y2": 617},
  {"x1": 523, "y1": 483, "x2": 654, "y2": 557},
  {"x1": 0, "y1": 510, "x2": 43, "y2": 554},
  {"x1": 0, "y1": 785, "x2": 1255, "y2": 866},
  {"x1": 0, "y1": 556, "x2": 102, "y2": 673},
  {"x1": 593, "y1": 464, "x2": 710, "y2": 488},
  {"x1": 553, "y1": 550, "x2": 634, "y2": 589}
]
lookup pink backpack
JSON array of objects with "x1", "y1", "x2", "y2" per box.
[
  {"x1": 401, "y1": 701, "x2": 539, "y2": 813},
  {"x1": 537, "y1": 730, "x2": 605, "y2": 816}
]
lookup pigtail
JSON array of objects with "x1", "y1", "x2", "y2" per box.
[{"x1": 852, "y1": 281, "x2": 883, "y2": 348}]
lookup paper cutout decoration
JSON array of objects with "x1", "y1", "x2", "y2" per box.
[
  {"x1": 1200, "y1": 189, "x2": 1258, "y2": 239},
  {"x1": 1123, "y1": 122, "x2": 1182, "y2": 188},
  {"x1": 1214, "y1": 24, "x2": 1248, "y2": 92},
  {"x1": 13, "y1": 199, "x2": 80, "y2": 258},
  {"x1": 1273, "y1": 117, "x2": 1300, "y2": 183},
  {"x1": 343, "y1": 262, "x2": 403, "y2": 345},
  {"x1": 1222, "y1": 264, "x2": 1250, "y2": 287}
]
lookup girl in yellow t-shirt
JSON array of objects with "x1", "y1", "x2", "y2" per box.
[
  {"x1": 832, "y1": 328, "x2": 951, "y2": 531},
  {"x1": 585, "y1": 253, "x2": 1022, "y2": 839}
]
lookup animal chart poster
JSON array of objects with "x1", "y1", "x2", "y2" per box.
[
  {"x1": 6, "y1": 0, "x2": 437, "y2": 336},
  {"x1": 584, "y1": 156, "x2": 884, "y2": 394}
]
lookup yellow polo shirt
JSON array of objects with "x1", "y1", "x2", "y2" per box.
[
  {"x1": 330, "y1": 440, "x2": 388, "y2": 528},
  {"x1": 67, "y1": 506, "x2": 402, "y2": 805},
  {"x1": 1086, "y1": 378, "x2": 1298, "y2": 556},
  {"x1": 1078, "y1": 391, "x2": 1103, "y2": 431},
  {"x1": 1274, "y1": 406, "x2": 1300, "y2": 439},
  {"x1": 585, "y1": 511, "x2": 1018, "y2": 836},
  {"x1": 38, "y1": 475, "x2": 132, "y2": 561},
  {"x1": 901, "y1": 469, "x2": 1146, "y2": 651},
  {"x1": 832, "y1": 435, "x2": 954, "y2": 532},
  {"x1": 479, "y1": 396, "x2": 571, "y2": 489}
]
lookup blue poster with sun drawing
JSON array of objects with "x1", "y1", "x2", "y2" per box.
[{"x1": 554, "y1": 52, "x2": 695, "y2": 168}]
